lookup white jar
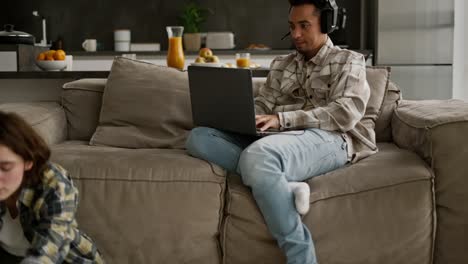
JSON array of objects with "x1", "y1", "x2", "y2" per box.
[
  {"x1": 114, "y1": 29, "x2": 131, "y2": 42},
  {"x1": 115, "y1": 41, "x2": 130, "y2": 52}
]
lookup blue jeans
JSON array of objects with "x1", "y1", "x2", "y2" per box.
[{"x1": 186, "y1": 127, "x2": 348, "y2": 264}]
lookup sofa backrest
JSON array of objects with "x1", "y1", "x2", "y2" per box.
[{"x1": 61, "y1": 74, "x2": 400, "y2": 142}]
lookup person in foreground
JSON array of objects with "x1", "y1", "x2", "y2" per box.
[
  {"x1": 186, "y1": 0, "x2": 376, "y2": 263},
  {"x1": 0, "y1": 111, "x2": 104, "y2": 264}
]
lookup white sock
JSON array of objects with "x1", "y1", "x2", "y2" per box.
[{"x1": 288, "y1": 182, "x2": 310, "y2": 215}]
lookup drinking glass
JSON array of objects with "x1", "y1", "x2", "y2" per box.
[{"x1": 236, "y1": 53, "x2": 250, "y2": 68}]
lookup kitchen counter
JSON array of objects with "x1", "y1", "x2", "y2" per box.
[
  {"x1": 0, "y1": 49, "x2": 373, "y2": 79},
  {"x1": 68, "y1": 49, "x2": 298, "y2": 56},
  {"x1": 0, "y1": 71, "x2": 109, "y2": 80},
  {"x1": 68, "y1": 49, "x2": 373, "y2": 59}
]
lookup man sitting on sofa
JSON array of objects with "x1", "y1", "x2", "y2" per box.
[{"x1": 186, "y1": 0, "x2": 375, "y2": 263}]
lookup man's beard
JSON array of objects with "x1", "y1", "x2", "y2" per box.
[{"x1": 294, "y1": 44, "x2": 309, "y2": 55}]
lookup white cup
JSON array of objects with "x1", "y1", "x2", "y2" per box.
[
  {"x1": 82, "y1": 39, "x2": 97, "y2": 52},
  {"x1": 115, "y1": 41, "x2": 130, "y2": 52},
  {"x1": 114, "y1": 29, "x2": 131, "y2": 42},
  {"x1": 65, "y1": 55, "x2": 73, "y2": 71}
]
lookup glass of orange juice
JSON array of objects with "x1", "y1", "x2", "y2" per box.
[
  {"x1": 166, "y1": 26, "x2": 185, "y2": 70},
  {"x1": 236, "y1": 53, "x2": 250, "y2": 68}
]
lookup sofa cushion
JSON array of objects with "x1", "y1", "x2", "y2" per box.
[
  {"x1": 375, "y1": 80, "x2": 401, "y2": 142},
  {"x1": 349, "y1": 66, "x2": 390, "y2": 156},
  {"x1": 51, "y1": 141, "x2": 225, "y2": 264},
  {"x1": 90, "y1": 57, "x2": 193, "y2": 149},
  {"x1": 222, "y1": 143, "x2": 434, "y2": 264},
  {"x1": 0, "y1": 102, "x2": 67, "y2": 145},
  {"x1": 392, "y1": 99, "x2": 468, "y2": 164},
  {"x1": 62, "y1": 78, "x2": 106, "y2": 141},
  {"x1": 364, "y1": 67, "x2": 391, "y2": 123}
]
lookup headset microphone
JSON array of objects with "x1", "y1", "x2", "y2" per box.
[{"x1": 281, "y1": 32, "x2": 291, "y2": 40}]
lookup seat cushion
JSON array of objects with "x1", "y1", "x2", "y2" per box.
[
  {"x1": 222, "y1": 143, "x2": 434, "y2": 264},
  {"x1": 51, "y1": 141, "x2": 225, "y2": 264},
  {"x1": 90, "y1": 57, "x2": 193, "y2": 149}
]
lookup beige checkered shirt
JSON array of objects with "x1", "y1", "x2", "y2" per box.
[
  {"x1": 255, "y1": 38, "x2": 377, "y2": 162},
  {"x1": 0, "y1": 163, "x2": 104, "y2": 264}
]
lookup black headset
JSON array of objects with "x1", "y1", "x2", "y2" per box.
[
  {"x1": 318, "y1": 0, "x2": 338, "y2": 34},
  {"x1": 282, "y1": 0, "x2": 339, "y2": 39}
]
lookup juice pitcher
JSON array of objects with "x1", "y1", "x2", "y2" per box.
[{"x1": 166, "y1": 26, "x2": 185, "y2": 70}]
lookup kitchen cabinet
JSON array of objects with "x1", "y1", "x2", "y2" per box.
[{"x1": 0, "y1": 44, "x2": 48, "y2": 71}]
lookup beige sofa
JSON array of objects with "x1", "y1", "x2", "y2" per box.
[{"x1": 1, "y1": 71, "x2": 468, "y2": 264}]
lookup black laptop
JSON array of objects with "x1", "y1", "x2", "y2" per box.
[{"x1": 187, "y1": 66, "x2": 280, "y2": 136}]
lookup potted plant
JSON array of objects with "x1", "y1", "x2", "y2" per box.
[{"x1": 178, "y1": 1, "x2": 212, "y2": 51}]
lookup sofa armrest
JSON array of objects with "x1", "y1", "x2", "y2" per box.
[
  {"x1": 391, "y1": 99, "x2": 468, "y2": 263},
  {"x1": 0, "y1": 102, "x2": 67, "y2": 145},
  {"x1": 392, "y1": 99, "x2": 468, "y2": 164}
]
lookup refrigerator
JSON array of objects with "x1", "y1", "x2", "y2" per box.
[{"x1": 373, "y1": 0, "x2": 454, "y2": 100}]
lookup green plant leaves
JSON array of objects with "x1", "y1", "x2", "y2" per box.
[{"x1": 178, "y1": 1, "x2": 213, "y2": 33}]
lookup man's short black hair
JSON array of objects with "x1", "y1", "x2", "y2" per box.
[{"x1": 288, "y1": 0, "x2": 326, "y2": 12}]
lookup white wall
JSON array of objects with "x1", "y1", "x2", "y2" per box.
[
  {"x1": 453, "y1": 0, "x2": 467, "y2": 101},
  {"x1": 465, "y1": 0, "x2": 468, "y2": 101}
]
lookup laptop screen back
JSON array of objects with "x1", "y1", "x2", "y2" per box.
[{"x1": 187, "y1": 66, "x2": 258, "y2": 135}]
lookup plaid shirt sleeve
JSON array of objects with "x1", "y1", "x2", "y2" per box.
[
  {"x1": 21, "y1": 165, "x2": 79, "y2": 264},
  {"x1": 279, "y1": 55, "x2": 370, "y2": 131}
]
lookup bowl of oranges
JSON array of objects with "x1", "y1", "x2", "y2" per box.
[{"x1": 36, "y1": 50, "x2": 67, "y2": 71}]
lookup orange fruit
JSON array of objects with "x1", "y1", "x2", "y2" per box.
[
  {"x1": 46, "y1": 50, "x2": 56, "y2": 57},
  {"x1": 56, "y1": 49, "x2": 66, "y2": 56},
  {"x1": 37, "y1": 53, "x2": 46, "y2": 60},
  {"x1": 53, "y1": 52, "x2": 66, "y2": 61},
  {"x1": 45, "y1": 54, "x2": 55, "y2": 61}
]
